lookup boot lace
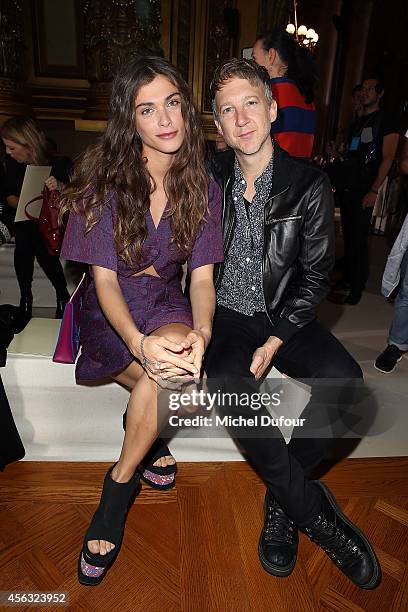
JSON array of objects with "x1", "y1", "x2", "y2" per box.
[
  {"x1": 264, "y1": 500, "x2": 296, "y2": 544},
  {"x1": 305, "y1": 516, "x2": 363, "y2": 567}
]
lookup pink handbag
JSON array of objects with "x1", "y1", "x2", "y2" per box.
[{"x1": 53, "y1": 273, "x2": 88, "y2": 364}]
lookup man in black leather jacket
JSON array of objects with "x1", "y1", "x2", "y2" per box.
[{"x1": 205, "y1": 59, "x2": 380, "y2": 589}]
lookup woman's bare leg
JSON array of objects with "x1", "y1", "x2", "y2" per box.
[
  {"x1": 114, "y1": 364, "x2": 174, "y2": 469},
  {"x1": 88, "y1": 323, "x2": 192, "y2": 557}
]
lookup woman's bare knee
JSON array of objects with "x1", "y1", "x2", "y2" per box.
[{"x1": 153, "y1": 323, "x2": 191, "y2": 346}]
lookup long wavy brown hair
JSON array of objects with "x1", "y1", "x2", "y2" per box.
[{"x1": 59, "y1": 55, "x2": 209, "y2": 267}]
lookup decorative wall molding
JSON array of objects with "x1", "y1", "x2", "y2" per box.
[
  {"x1": 0, "y1": 0, "x2": 29, "y2": 117},
  {"x1": 82, "y1": 0, "x2": 162, "y2": 119}
]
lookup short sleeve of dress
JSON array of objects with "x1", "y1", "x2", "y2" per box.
[
  {"x1": 187, "y1": 180, "x2": 224, "y2": 274},
  {"x1": 60, "y1": 199, "x2": 118, "y2": 272}
]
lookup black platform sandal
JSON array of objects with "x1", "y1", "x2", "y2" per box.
[
  {"x1": 78, "y1": 465, "x2": 140, "y2": 586},
  {"x1": 122, "y1": 409, "x2": 177, "y2": 491}
]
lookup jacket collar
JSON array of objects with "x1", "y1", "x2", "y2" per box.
[
  {"x1": 212, "y1": 139, "x2": 293, "y2": 199},
  {"x1": 268, "y1": 141, "x2": 292, "y2": 199},
  {"x1": 228, "y1": 140, "x2": 292, "y2": 199}
]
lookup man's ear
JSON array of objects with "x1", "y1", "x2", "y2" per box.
[
  {"x1": 269, "y1": 98, "x2": 277, "y2": 124},
  {"x1": 214, "y1": 118, "x2": 223, "y2": 136}
]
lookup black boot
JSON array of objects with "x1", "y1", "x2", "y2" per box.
[
  {"x1": 258, "y1": 490, "x2": 298, "y2": 577},
  {"x1": 19, "y1": 295, "x2": 32, "y2": 318},
  {"x1": 19, "y1": 295, "x2": 33, "y2": 326},
  {"x1": 302, "y1": 481, "x2": 381, "y2": 589},
  {"x1": 78, "y1": 465, "x2": 141, "y2": 586},
  {"x1": 55, "y1": 298, "x2": 68, "y2": 319},
  {"x1": 55, "y1": 289, "x2": 70, "y2": 319}
]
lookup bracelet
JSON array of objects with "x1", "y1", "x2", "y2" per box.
[{"x1": 140, "y1": 335, "x2": 153, "y2": 369}]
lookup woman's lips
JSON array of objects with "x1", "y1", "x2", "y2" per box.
[{"x1": 157, "y1": 131, "x2": 178, "y2": 139}]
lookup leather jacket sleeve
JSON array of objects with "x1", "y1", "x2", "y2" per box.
[{"x1": 272, "y1": 174, "x2": 335, "y2": 342}]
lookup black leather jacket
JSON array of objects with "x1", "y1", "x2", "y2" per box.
[{"x1": 211, "y1": 143, "x2": 335, "y2": 342}]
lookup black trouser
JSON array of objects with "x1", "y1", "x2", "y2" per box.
[
  {"x1": 340, "y1": 189, "x2": 373, "y2": 295},
  {"x1": 13, "y1": 221, "x2": 68, "y2": 300},
  {"x1": 205, "y1": 307, "x2": 363, "y2": 526}
]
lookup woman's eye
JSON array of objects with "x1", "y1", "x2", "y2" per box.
[
  {"x1": 168, "y1": 98, "x2": 180, "y2": 107},
  {"x1": 141, "y1": 107, "x2": 153, "y2": 116}
]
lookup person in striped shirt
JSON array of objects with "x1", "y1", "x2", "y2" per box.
[{"x1": 252, "y1": 28, "x2": 318, "y2": 160}]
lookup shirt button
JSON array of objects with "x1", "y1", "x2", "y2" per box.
[
  {"x1": 233, "y1": 196, "x2": 237, "y2": 201},
  {"x1": 241, "y1": 180, "x2": 245, "y2": 184},
  {"x1": 251, "y1": 286, "x2": 256, "y2": 291}
]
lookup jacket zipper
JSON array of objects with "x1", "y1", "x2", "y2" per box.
[{"x1": 267, "y1": 215, "x2": 302, "y2": 223}]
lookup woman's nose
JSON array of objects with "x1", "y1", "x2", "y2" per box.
[{"x1": 158, "y1": 108, "x2": 171, "y2": 126}]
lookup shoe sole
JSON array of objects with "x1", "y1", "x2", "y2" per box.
[
  {"x1": 77, "y1": 554, "x2": 108, "y2": 586},
  {"x1": 374, "y1": 355, "x2": 403, "y2": 374},
  {"x1": 313, "y1": 481, "x2": 381, "y2": 589},
  {"x1": 140, "y1": 472, "x2": 176, "y2": 491},
  {"x1": 257, "y1": 531, "x2": 297, "y2": 577}
]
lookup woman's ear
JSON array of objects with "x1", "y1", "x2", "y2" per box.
[{"x1": 268, "y1": 48, "x2": 276, "y2": 69}]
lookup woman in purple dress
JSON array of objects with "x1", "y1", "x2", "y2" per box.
[{"x1": 59, "y1": 56, "x2": 223, "y2": 585}]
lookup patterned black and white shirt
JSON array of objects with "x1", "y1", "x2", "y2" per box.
[{"x1": 217, "y1": 153, "x2": 274, "y2": 315}]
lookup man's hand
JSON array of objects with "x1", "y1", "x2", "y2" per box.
[
  {"x1": 362, "y1": 190, "x2": 377, "y2": 209},
  {"x1": 180, "y1": 329, "x2": 209, "y2": 380},
  {"x1": 250, "y1": 336, "x2": 283, "y2": 380}
]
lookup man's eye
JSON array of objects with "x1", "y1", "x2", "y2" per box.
[
  {"x1": 222, "y1": 107, "x2": 233, "y2": 114},
  {"x1": 247, "y1": 100, "x2": 257, "y2": 106}
]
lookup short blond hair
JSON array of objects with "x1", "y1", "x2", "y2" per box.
[{"x1": 1, "y1": 116, "x2": 48, "y2": 165}]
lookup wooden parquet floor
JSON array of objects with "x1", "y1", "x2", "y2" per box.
[{"x1": 0, "y1": 458, "x2": 407, "y2": 612}]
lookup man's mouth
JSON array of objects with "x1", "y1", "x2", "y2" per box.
[{"x1": 238, "y1": 130, "x2": 255, "y2": 139}]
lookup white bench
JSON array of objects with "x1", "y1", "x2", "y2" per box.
[{"x1": 4, "y1": 318, "x2": 293, "y2": 461}]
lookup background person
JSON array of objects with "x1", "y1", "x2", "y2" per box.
[
  {"x1": 1, "y1": 116, "x2": 71, "y2": 319},
  {"x1": 252, "y1": 28, "x2": 318, "y2": 159},
  {"x1": 336, "y1": 77, "x2": 400, "y2": 305},
  {"x1": 375, "y1": 134, "x2": 408, "y2": 373}
]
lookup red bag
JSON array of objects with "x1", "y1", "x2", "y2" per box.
[
  {"x1": 24, "y1": 186, "x2": 65, "y2": 255},
  {"x1": 53, "y1": 273, "x2": 88, "y2": 364}
]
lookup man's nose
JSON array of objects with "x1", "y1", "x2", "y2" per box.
[{"x1": 235, "y1": 108, "x2": 249, "y2": 127}]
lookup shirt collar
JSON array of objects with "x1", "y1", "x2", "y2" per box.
[{"x1": 233, "y1": 152, "x2": 274, "y2": 194}]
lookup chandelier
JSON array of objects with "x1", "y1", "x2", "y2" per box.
[{"x1": 286, "y1": 0, "x2": 319, "y2": 51}]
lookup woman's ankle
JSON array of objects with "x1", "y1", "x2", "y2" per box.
[{"x1": 110, "y1": 463, "x2": 136, "y2": 483}]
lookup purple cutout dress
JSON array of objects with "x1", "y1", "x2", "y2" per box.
[{"x1": 60, "y1": 180, "x2": 224, "y2": 380}]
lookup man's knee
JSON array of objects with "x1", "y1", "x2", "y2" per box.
[{"x1": 316, "y1": 351, "x2": 363, "y2": 380}]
